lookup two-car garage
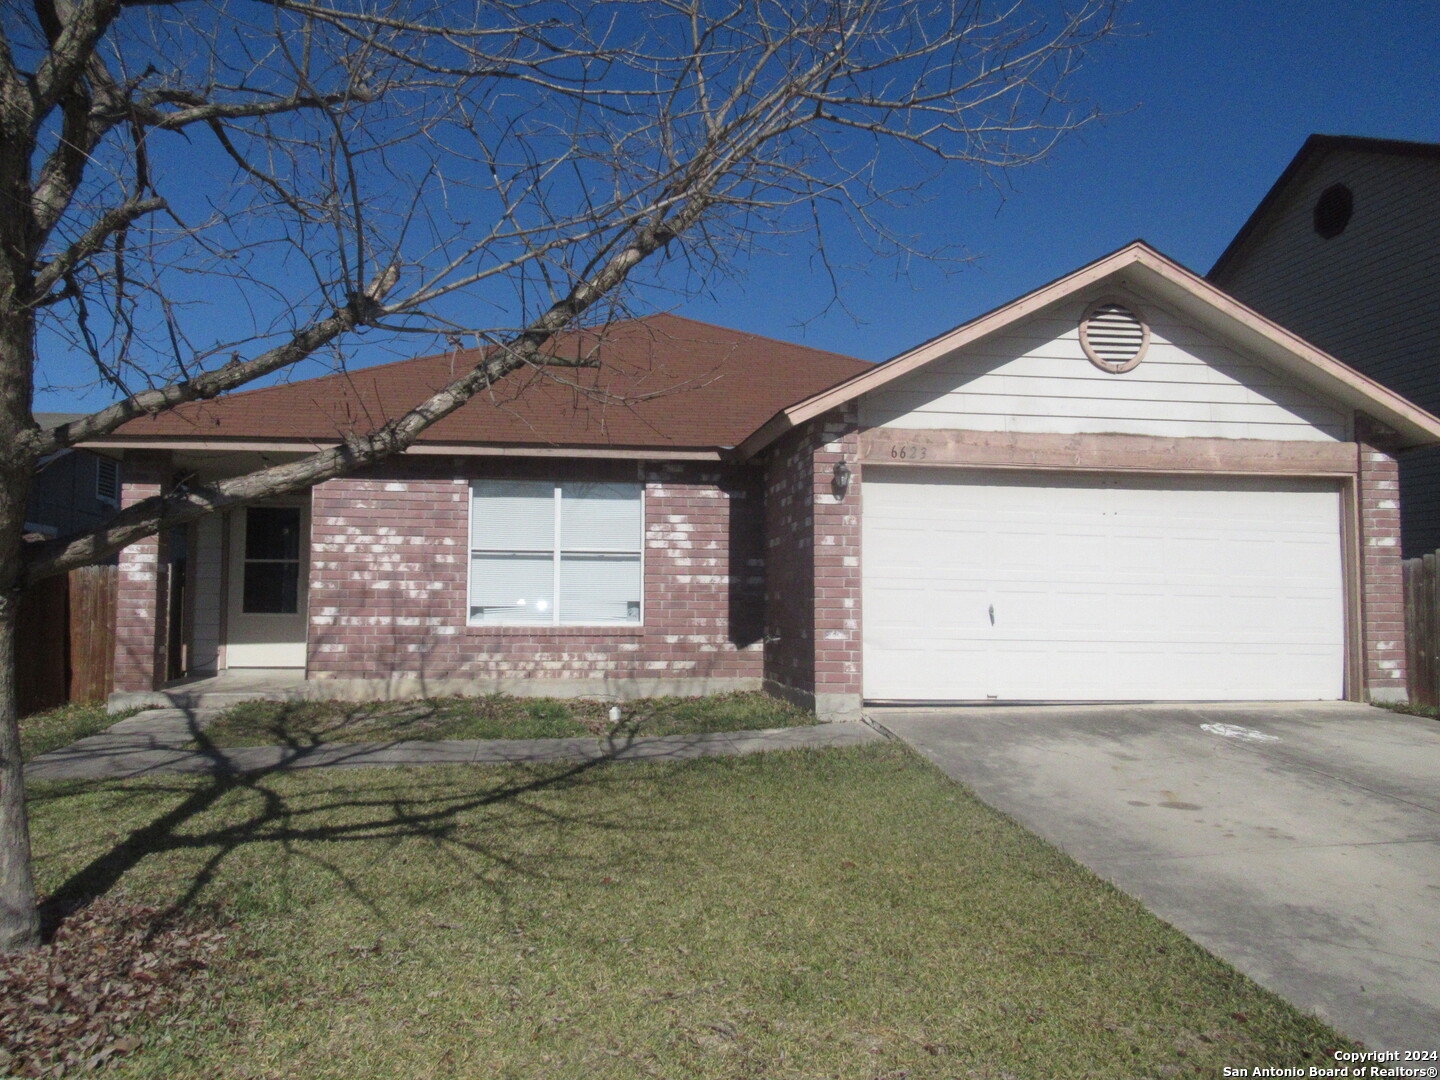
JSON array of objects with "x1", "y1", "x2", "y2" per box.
[
  {"x1": 861, "y1": 468, "x2": 1348, "y2": 702},
  {"x1": 746, "y1": 245, "x2": 1440, "y2": 716}
]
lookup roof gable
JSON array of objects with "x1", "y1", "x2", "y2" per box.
[
  {"x1": 1209, "y1": 134, "x2": 1440, "y2": 280},
  {"x1": 857, "y1": 287, "x2": 1350, "y2": 443},
  {"x1": 738, "y1": 242, "x2": 1440, "y2": 456},
  {"x1": 99, "y1": 313, "x2": 870, "y2": 454}
]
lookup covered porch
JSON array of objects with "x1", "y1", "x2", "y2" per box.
[
  {"x1": 112, "y1": 449, "x2": 313, "y2": 701},
  {"x1": 108, "y1": 668, "x2": 310, "y2": 712}
]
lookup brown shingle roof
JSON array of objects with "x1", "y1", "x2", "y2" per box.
[{"x1": 107, "y1": 313, "x2": 870, "y2": 451}]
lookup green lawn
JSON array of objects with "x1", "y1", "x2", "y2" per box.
[
  {"x1": 194, "y1": 690, "x2": 815, "y2": 747},
  {"x1": 19, "y1": 702, "x2": 135, "y2": 762},
  {"x1": 24, "y1": 743, "x2": 1352, "y2": 1078},
  {"x1": 1377, "y1": 700, "x2": 1440, "y2": 724}
]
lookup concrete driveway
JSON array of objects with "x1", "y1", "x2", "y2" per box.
[{"x1": 869, "y1": 701, "x2": 1440, "y2": 1052}]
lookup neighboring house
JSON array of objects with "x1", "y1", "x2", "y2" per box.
[
  {"x1": 27, "y1": 412, "x2": 122, "y2": 538},
  {"x1": 1209, "y1": 134, "x2": 1440, "y2": 556},
  {"x1": 91, "y1": 244, "x2": 1440, "y2": 716}
]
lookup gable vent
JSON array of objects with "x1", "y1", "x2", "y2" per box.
[
  {"x1": 96, "y1": 457, "x2": 120, "y2": 504},
  {"x1": 1080, "y1": 300, "x2": 1150, "y2": 373}
]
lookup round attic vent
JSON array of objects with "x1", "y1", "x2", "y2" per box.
[{"x1": 1080, "y1": 299, "x2": 1149, "y2": 373}]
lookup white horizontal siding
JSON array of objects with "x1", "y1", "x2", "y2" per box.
[{"x1": 859, "y1": 296, "x2": 1349, "y2": 441}]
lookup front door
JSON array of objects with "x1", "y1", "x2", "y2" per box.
[{"x1": 226, "y1": 502, "x2": 309, "y2": 668}]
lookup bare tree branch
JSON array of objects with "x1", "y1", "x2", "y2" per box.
[{"x1": 0, "y1": 0, "x2": 1125, "y2": 951}]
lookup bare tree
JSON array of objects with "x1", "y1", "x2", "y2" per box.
[{"x1": 0, "y1": 0, "x2": 1119, "y2": 950}]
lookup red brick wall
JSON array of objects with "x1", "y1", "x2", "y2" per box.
[
  {"x1": 113, "y1": 453, "x2": 170, "y2": 693},
  {"x1": 762, "y1": 426, "x2": 816, "y2": 694},
  {"x1": 1358, "y1": 429, "x2": 1407, "y2": 701},
  {"x1": 762, "y1": 408, "x2": 862, "y2": 717},
  {"x1": 307, "y1": 457, "x2": 764, "y2": 684},
  {"x1": 812, "y1": 408, "x2": 862, "y2": 704}
]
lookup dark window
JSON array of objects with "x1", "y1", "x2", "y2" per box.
[
  {"x1": 243, "y1": 562, "x2": 300, "y2": 614},
  {"x1": 1313, "y1": 183, "x2": 1354, "y2": 239},
  {"x1": 243, "y1": 507, "x2": 302, "y2": 613},
  {"x1": 246, "y1": 507, "x2": 301, "y2": 560}
]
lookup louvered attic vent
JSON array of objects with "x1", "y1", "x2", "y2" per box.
[{"x1": 1080, "y1": 299, "x2": 1150, "y2": 373}]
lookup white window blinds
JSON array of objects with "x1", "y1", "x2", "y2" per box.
[{"x1": 470, "y1": 480, "x2": 643, "y2": 625}]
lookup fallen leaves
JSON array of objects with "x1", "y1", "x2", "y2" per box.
[{"x1": 0, "y1": 899, "x2": 229, "y2": 1077}]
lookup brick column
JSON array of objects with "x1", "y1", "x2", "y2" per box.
[
  {"x1": 1357, "y1": 420, "x2": 1406, "y2": 702},
  {"x1": 811, "y1": 407, "x2": 862, "y2": 721},
  {"x1": 762, "y1": 407, "x2": 864, "y2": 721},
  {"x1": 113, "y1": 452, "x2": 171, "y2": 693}
]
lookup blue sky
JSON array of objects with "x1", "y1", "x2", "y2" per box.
[
  {"x1": 679, "y1": 0, "x2": 1440, "y2": 362},
  {"x1": 34, "y1": 0, "x2": 1440, "y2": 411}
]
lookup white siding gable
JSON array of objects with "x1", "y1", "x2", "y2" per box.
[{"x1": 859, "y1": 292, "x2": 1350, "y2": 442}]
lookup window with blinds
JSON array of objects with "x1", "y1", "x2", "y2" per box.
[{"x1": 469, "y1": 479, "x2": 644, "y2": 625}]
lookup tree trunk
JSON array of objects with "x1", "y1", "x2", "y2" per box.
[
  {"x1": 0, "y1": 211, "x2": 42, "y2": 949},
  {"x1": 0, "y1": 587, "x2": 39, "y2": 952}
]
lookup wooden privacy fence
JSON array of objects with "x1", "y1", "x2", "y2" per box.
[
  {"x1": 16, "y1": 564, "x2": 117, "y2": 716},
  {"x1": 1403, "y1": 553, "x2": 1440, "y2": 708}
]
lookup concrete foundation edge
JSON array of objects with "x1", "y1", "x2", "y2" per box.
[
  {"x1": 1369, "y1": 686, "x2": 1409, "y2": 705},
  {"x1": 762, "y1": 680, "x2": 861, "y2": 723},
  {"x1": 111, "y1": 675, "x2": 765, "y2": 712}
]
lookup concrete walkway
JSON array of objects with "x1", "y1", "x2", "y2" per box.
[
  {"x1": 24, "y1": 708, "x2": 886, "y2": 782},
  {"x1": 871, "y1": 701, "x2": 1440, "y2": 1053}
]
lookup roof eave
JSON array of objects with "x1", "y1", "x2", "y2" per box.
[{"x1": 81, "y1": 437, "x2": 728, "y2": 461}]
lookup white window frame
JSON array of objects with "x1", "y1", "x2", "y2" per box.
[{"x1": 467, "y1": 479, "x2": 646, "y2": 627}]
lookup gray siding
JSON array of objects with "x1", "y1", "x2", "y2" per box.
[
  {"x1": 26, "y1": 451, "x2": 119, "y2": 537},
  {"x1": 1214, "y1": 149, "x2": 1440, "y2": 554}
]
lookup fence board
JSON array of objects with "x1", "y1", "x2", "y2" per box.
[
  {"x1": 1403, "y1": 554, "x2": 1439, "y2": 708},
  {"x1": 68, "y1": 565, "x2": 116, "y2": 704}
]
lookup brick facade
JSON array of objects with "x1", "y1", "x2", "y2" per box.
[
  {"x1": 110, "y1": 416, "x2": 1409, "y2": 711},
  {"x1": 113, "y1": 452, "x2": 170, "y2": 693},
  {"x1": 1357, "y1": 423, "x2": 1408, "y2": 702},
  {"x1": 762, "y1": 427, "x2": 816, "y2": 696},
  {"x1": 762, "y1": 407, "x2": 863, "y2": 720},
  {"x1": 305, "y1": 457, "x2": 764, "y2": 689}
]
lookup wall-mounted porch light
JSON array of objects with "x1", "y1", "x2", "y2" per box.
[{"x1": 832, "y1": 460, "x2": 852, "y2": 499}]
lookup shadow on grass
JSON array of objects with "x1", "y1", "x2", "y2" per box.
[
  {"x1": 32, "y1": 709, "x2": 675, "y2": 940},
  {"x1": 196, "y1": 691, "x2": 815, "y2": 749},
  {"x1": 197, "y1": 697, "x2": 560, "y2": 749},
  {"x1": 197, "y1": 696, "x2": 644, "y2": 748}
]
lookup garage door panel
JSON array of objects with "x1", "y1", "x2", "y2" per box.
[{"x1": 862, "y1": 469, "x2": 1345, "y2": 701}]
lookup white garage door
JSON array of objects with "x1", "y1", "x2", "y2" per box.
[{"x1": 862, "y1": 468, "x2": 1346, "y2": 701}]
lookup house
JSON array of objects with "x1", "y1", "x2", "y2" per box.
[
  {"x1": 90, "y1": 242, "x2": 1440, "y2": 718},
  {"x1": 27, "y1": 412, "x2": 122, "y2": 539},
  {"x1": 1209, "y1": 134, "x2": 1440, "y2": 557}
]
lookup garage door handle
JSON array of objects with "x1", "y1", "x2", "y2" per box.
[{"x1": 988, "y1": 604, "x2": 995, "y2": 625}]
